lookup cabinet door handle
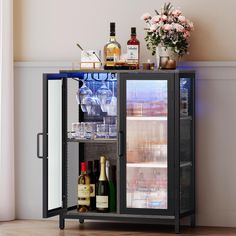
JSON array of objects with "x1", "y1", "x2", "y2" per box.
[
  {"x1": 118, "y1": 131, "x2": 124, "y2": 157},
  {"x1": 37, "y1": 133, "x2": 43, "y2": 159}
]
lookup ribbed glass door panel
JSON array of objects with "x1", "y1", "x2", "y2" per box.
[{"x1": 126, "y1": 80, "x2": 168, "y2": 209}]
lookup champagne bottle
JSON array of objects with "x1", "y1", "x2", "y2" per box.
[
  {"x1": 87, "y1": 161, "x2": 96, "y2": 211},
  {"x1": 77, "y1": 162, "x2": 90, "y2": 212},
  {"x1": 106, "y1": 161, "x2": 116, "y2": 212},
  {"x1": 104, "y1": 22, "x2": 121, "y2": 68},
  {"x1": 96, "y1": 156, "x2": 109, "y2": 212}
]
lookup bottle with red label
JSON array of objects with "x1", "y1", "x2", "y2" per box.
[
  {"x1": 127, "y1": 27, "x2": 140, "y2": 69},
  {"x1": 77, "y1": 162, "x2": 90, "y2": 212}
]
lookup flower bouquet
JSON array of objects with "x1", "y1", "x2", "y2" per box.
[{"x1": 141, "y1": 2, "x2": 194, "y2": 68}]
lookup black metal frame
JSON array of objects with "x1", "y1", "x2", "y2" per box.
[
  {"x1": 119, "y1": 72, "x2": 175, "y2": 216},
  {"x1": 39, "y1": 70, "x2": 195, "y2": 233}
]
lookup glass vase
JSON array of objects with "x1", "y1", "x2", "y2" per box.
[{"x1": 156, "y1": 46, "x2": 178, "y2": 70}]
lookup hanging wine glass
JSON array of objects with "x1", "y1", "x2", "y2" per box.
[
  {"x1": 82, "y1": 81, "x2": 101, "y2": 116},
  {"x1": 107, "y1": 81, "x2": 117, "y2": 116},
  {"x1": 76, "y1": 79, "x2": 93, "y2": 112},
  {"x1": 96, "y1": 81, "x2": 112, "y2": 113}
]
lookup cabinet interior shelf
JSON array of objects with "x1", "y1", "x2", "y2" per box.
[
  {"x1": 127, "y1": 162, "x2": 167, "y2": 168},
  {"x1": 127, "y1": 116, "x2": 167, "y2": 121},
  {"x1": 180, "y1": 116, "x2": 192, "y2": 120},
  {"x1": 67, "y1": 138, "x2": 117, "y2": 143}
]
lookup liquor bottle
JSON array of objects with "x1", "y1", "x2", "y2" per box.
[
  {"x1": 104, "y1": 22, "x2": 121, "y2": 68},
  {"x1": 87, "y1": 161, "x2": 96, "y2": 210},
  {"x1": 127, "y1": 27, "x2": 140, "y2": 69},
  {"x1": 96, "y1": 156, "x2": 110, "y2": 212},
  {"x1": 77, "y1": 162, "x2": 90, "y2": 212},
  {"x1": 106, "y1": 161, "x2": 116, "y2": 212}
]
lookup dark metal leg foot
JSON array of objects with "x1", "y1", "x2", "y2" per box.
[
  {"x1": 190, "y1": 214, "x2": 195, "y2": 228},
  {"x1": 175, "y1": 218, "x2": 180, "y2": 234},
  {"x1": 79, "y1": 219, "x2": 84, "y2": 224},
  {"x1": 59, "y1": 215, "x2": 65, "y2": 230}
]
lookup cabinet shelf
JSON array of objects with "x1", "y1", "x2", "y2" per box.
[
  {"x1": 127, "y1": 116, "x2": 167, "y2": 121},
  {"x1": 127, "y1": 162, "x2": 167, "y2": 168},
  {"x1": 67, "y1": 138, "x2": 117, "y2": 143},
  {"x1": 180, "y1": 116, "x2": 192, "y2": 121},
  {"x1": 66, "y1": 209, "x2": 174, "y2": 221}
]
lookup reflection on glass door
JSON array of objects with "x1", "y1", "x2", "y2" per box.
[{"x1": 126, "y1": 80, "x2": 168, "y2": 209}]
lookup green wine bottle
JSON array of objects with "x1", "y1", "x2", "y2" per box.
[
  {"x1": 106, "y1": 161, "x2": 116, "y2": 212},
  {"x1": 96, "y1": 156, "x2": 110, "y2": 212},
  {"x1": 87, "y1": 161, "x2": 96, "y2": 211}
]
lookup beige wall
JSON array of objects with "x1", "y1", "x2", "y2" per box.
[{"x1": 14, "y1": 0, "x2": 236, "y2": 62}]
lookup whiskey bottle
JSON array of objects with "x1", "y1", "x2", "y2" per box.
[
  {"x1": 127, "y1": 27, "x2": 140, "y2": 69},
  {"x1": 104, "y1": 22, "x2": 121, "y2": 68}
]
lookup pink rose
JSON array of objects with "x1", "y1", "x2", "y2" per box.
[
  {"x1": 172, "y1": 9, "x2": 182, "y2": 17},
  {"x1": 160, "y1": 14, "x2": 167, "y2": 21},
  {"x1": 141, "y1": 13, "x2": 152, "y2": 21},
  {"x1": 163, "y1": 24, "x2": 172, "y2": 31},
  {"x1": 183, "y1": 31, "x2": 191, "y2": 38},
  {"x1": 178, "y1": 15, "x2": 186, "y2": 23},
  {"x1": 149, "y1": 24, "x2": 158, "y2": 32},
  {"x1": 174, "y1": 23, "x2": 185, "y2": 32},
  {"x1": 151, "y1": 15, "x2": 161, "y2": 23}
]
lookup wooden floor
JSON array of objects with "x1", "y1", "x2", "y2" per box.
[{"x1": 0, "y1": 220, "x2": 236, "y2": 236}]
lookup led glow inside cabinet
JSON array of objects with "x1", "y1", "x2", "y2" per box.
[{"x1": 37, "y1": 70, "x2": 195, "y2": 233}]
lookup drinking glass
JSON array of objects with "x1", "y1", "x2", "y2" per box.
[
  {"x1": 107, "y1": 81, "x2": 117, "y2": 116},
  {"x1": 84, "y1": 122, "x2": 96, "y2": 139},
  {"x1": 96, "y1": 81, "x2": 112, "y2": 112},
  {"x1": 96, "y1": 124, "x2": 109, "y2": 138},
  {"x1": 76, "y1": 80, "x2": 93, "y2": 112},
  {"x1": 109, "y1": 124, "x2": 117, "y2": 138},
  {"x1": 86, "y1": 81, "x2": 101, "y2": 116}
]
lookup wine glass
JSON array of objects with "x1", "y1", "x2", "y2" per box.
[
  {"x1": 83, "y1": 81, "x2": 101, "y2": 116},
  {"x1": 96, "y1": 81, "x2": 112, "y2": 112},
  {"x1": 76, "y1": 80, "x2": 93, "y2": 112},
  {"x1": 107, "y1": 81, "x2": 117, "y2": 116}
]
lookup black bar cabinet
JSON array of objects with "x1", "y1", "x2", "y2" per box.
[{"x1": 37, "y1": 70, "x2": 195, "y2": 233}]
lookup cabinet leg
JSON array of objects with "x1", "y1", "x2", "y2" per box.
[
  {"x1": 59, "y1": 215, "x2": 65, "y2": 230},
  {"x1": 190, "y1": 214, "x2": 195, "y2": 228},
  {"x1": 79, "y1": 219, "x2": 84, "y2": 224},
  {"x1": 175, "y1": 218, "x2": 180, "y2": 234}
]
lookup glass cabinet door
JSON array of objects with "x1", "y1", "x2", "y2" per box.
[{"x1": 119, "y1": 73, "x2": 174, "y2": 214}]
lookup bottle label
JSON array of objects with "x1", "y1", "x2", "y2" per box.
[
  {"x1": 127, "y1": 45, "x2": 139, "y2": 61},
  {"x1": 78, "y1": 198, "x2": 90, "y2": 206},
  {"x1": 96, "y1": 195, "x2": 109, "y2": 208},
  {"x1": 90, "y1": 184, "x2": 95, "y2": 197},
  {"x1": 78, "y1": 184, "x2": 90, "y2": 198}
]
